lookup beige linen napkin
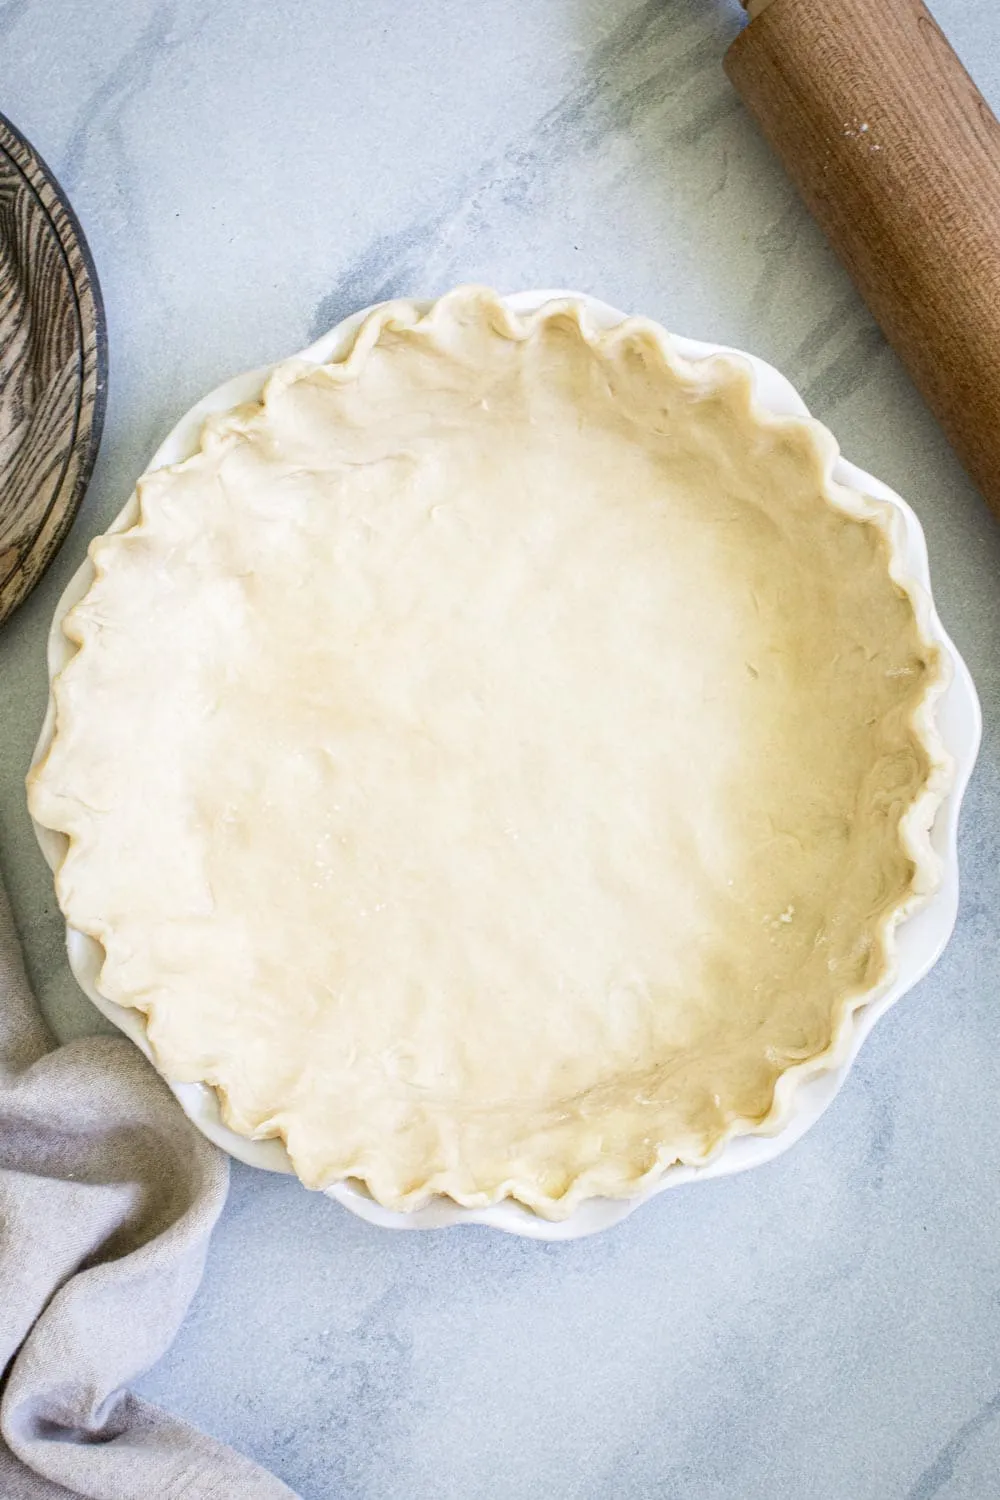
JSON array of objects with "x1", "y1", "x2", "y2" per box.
[{"x1": 0, "y1": 868, "x2": 298, "y2": 1499}]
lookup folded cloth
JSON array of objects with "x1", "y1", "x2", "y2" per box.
[{"x1": 0, "y1": 870, "x2": 298, "y2": 1499}]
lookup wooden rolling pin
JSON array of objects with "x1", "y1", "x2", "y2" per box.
[{"x1": 725, "y1": 0, "x2": 1000, "y2": 518}]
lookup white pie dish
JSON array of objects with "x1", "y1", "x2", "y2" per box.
[{"x1": 29, "y1": 289, "x2": 981, "y2": 1240}]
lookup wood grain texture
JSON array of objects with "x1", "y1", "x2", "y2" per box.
[
  {"x1": 725, "y1": 0, "x2": 1000, "y2": 518},
  {"x1": 0, "y1": 111, "x2": 106, "y2": 626}
]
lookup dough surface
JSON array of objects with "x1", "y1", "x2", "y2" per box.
[{"x1": 29, "y1": 289, "x2": 945, "y2": 1217}]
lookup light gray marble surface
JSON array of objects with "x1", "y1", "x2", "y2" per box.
[{"x1": 2, "y1": 2, "x2": 1000, "y2": 1496}]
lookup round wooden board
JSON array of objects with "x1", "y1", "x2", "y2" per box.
[{"x1": 0, "y1": 110, "x2": 107, "y2": 626}]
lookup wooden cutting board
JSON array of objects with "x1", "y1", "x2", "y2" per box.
[{"x1": 0, "y1": 110, "x2": 106, "y2": 627}]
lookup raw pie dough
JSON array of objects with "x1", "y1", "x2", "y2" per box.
[{"x1": 29, "y1": 288, "x2": 946, "y2": 1219}]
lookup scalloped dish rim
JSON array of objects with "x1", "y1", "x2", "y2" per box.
[{"x1": 28, "y1": 288, "x2": 982, "y2": 1239}]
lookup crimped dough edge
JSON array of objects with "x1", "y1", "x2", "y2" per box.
[{"x1": 28, "y1": 287, "x2": 951, "y2": 1221}]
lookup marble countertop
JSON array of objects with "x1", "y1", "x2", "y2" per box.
[{"x1": 2, "y1": 2, "x2": 1000, "y2": 1496}]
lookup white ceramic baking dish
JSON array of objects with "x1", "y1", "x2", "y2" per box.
[{"x1": 30, "y1": 290, "x2": 981, "y2": 1239}]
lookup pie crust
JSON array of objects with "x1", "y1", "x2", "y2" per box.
[{"x1": 28, "y1": 288, "x2": 949, "y2": 1219}]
